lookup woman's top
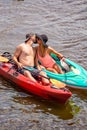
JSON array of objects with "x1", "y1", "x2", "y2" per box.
[{"x1": 37, "y1": 48, "x2": 56, "y2": 68}]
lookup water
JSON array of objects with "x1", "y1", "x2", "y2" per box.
[{"x1": 0, "y1": 0, "x2": 87, "y2": 129}]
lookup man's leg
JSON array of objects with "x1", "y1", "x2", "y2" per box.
[{"x1": 24, "y1": 70, "x2": 37, "y2": 82}]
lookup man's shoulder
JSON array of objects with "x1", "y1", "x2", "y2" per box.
[
  {"x1": 16, "y1": 43, "x2": 24, "y2": 50},
  {"x1": 18, "y1": 43, "x2": 25, "y2": 47}
]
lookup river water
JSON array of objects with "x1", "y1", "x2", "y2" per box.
[{"x1": 0, "y1": 0, "x2": 87, "y2": 130}]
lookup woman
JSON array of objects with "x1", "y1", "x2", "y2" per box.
[{"x1": 35, "y1": 34, "x2": 64, "y2": 74}]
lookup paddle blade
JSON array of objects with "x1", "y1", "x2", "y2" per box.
[
  {"x1": 50, "y1": 79, "x2": 66, "y2": 88},
  {"x1": 0, "y1": 56, "x2": 9, "y2": 62}
]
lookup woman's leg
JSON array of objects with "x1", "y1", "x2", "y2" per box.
[
  {"x1": 40, "y1": 71, "x2": 50, "y2": 85},
  {"x1": 47, "y1": 67, "x2": 58, "y2": 73},
  {"x1": 53, "y1": 64, "x2": 64, "y2": 74},
  {"x1": 39, "y1": 65, "x2": 50, "y2": 85}
]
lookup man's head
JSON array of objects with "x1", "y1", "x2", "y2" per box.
[
  {"x1": 25, "y1": 33, "x2": 36, "y2": 43},
  {"x1": 36, "y1": 34, "x2": 48, "y2": 48}
]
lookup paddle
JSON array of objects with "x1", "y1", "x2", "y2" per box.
[
  {"x1": 0, "y1": 55, "x2": 9, "y2": 62},
  {"x1": 23, "y1": 66, "x2": 66, "y2": 88},
  {"x1": 0, "y1": 55, "x2": 66, "y2": 88},
  {"x1": 50, "y1": 79, "x2": 66, "y2": 88}
]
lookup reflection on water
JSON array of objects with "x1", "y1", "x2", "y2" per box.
[
  {"x1": 13, "y1": 95, "x2": 80, "y2": 120},
  {"x1": 0, "y1": 77, "x2": 81, "y2": 129},
  {"x1": 0, "y1": 0, "x2": 87, "y2": 129}
]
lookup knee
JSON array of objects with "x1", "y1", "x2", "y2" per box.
[{"x1": 24, "y1": 70, "x2": 31, "y2": 77}]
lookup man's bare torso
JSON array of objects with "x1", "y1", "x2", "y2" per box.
[{"x1": 17, "y1": 43, "x2": 36, "y2": 67}]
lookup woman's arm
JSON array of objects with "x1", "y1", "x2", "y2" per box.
[{"x1": 48, "y1": 46, "x2": 64, "y2": 59}]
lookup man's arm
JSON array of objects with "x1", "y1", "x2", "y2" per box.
[{"x1": 13, "y1": 45, "x2": 22, "y2": 68}]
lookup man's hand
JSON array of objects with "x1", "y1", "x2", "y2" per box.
[{"x1": 17, "y1": 62, "x2": 23, "y2": 68}]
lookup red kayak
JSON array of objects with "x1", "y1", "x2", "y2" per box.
[{"x1": 0, "y1": 62, "x2": 72, "y2": 104}]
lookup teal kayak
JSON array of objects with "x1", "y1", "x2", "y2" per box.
[{"x1": 43, "y1": 53, "x2": 87, "y2": 89}]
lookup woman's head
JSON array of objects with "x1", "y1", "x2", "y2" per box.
[{"x1": 36, "y1": 34, "x2": 48, "y2": 48}]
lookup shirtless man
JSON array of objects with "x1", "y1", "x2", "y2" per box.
[
  {"x1": 13, "y1": 33, "x2": 49, "y2": 85},
  {"x1": 13, "y1": 33, "x2": 37, "y2": 82}
]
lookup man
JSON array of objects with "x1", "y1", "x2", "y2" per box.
[{"x1": 13, "y1": 33, "x2": 37, "y2": 82}]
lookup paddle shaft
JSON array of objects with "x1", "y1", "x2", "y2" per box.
[
  {"x1": 23, "y1": 67, "x2": 50, "y2": 80},
  {"x1": 23, "y1": 67, "x2": 66, "y2": 88}
]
